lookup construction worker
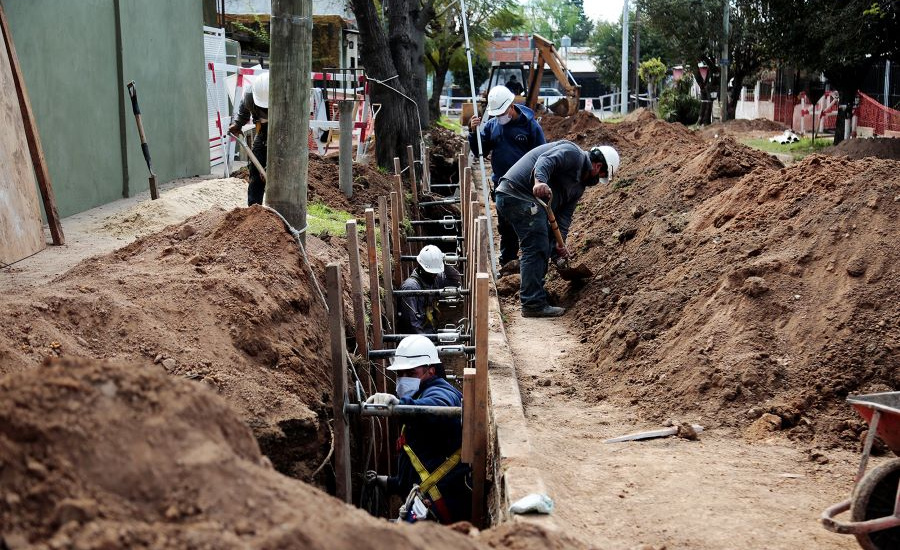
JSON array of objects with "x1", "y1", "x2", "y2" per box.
[
  {"x1": 468, "y1": 85, "x2": 546, "y2": 267},
  {"x1": 504, "y1": 74, "x2": 524, "y2": 96},
  {"x1": 228, "y1": 72, "x2": 269, "y2": 206},
  {"x1": 397, "y1": 245, "x2": 461, "y2": 335},
  {"x1": 365, "y1": 335, "x2": 470, "y2": 523},
  {"x1": 495, "y1": 140, "x2": 620, "y2": 317}
]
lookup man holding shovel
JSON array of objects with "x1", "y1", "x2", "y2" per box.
[
  {"x1": 228, "y1": 72, "x2": 269, "y2": 206},
  {"x1": 495, "y1": 140, "x2": 619, "y2": 317}
]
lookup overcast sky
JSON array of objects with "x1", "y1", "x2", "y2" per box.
[{"x1": 582, "y1": 0, "x2": 625, "y2": 23}]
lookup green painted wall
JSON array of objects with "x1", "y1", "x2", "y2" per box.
[{"x1": 5, "y1": 0, "x2": 209, "y2": 218}]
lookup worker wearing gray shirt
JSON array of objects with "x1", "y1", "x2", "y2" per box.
[{"x1": 495, "y1": 140, "x2": 620, "y2": 317}]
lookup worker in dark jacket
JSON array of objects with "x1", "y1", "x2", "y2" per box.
[
  {"x1": 228, "y1": 72, "x2": 269, "y2": 206},
  {"x1": 468, "y1": 85, "x2": 546, "y2": 266},
  {"x1": 495, "y1": 140, "x2": 620, "y2": 318},
  {"x1": 366, "y1": 335, "x2": 470, "y2": 523},
  {"x1": 397, "y1": 245, "x2": 461, "y2": 335}
]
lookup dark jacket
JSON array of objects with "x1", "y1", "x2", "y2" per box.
[
  {"x1": 396, "y1": 266, "x2": 461, "y2": 334},
  {"x1": 388, "y1": 376, "x2": 469, "y2": 523},
  {"x1": 233, "y1": 89, "x2": 268, "y2": 142},
  {"x1": 468, "y1": 105, "x2": 546, "y2": 185},
  {"x1": 495, "y1": 140, "x2": 593, "y2": 238}
]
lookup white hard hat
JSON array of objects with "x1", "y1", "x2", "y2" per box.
[
  {"x1": 251, "y1": 72, "x2": 269, "y2": 109},
  {"x1": 388, "y1": 335, "x2": 440, "y2": 371},
  {"x1": 416, "y1": 245, "x2": 444, "y2": 274},
  {"x1": 589, "y1": 145, "x2": 620, "y2": 184},
  {"x1": 486, "y1": 85, "x2": 515, "y2": 116}
]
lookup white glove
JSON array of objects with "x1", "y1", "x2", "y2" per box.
[{"x1": 365, "y1": 393, "x2": 399, "y2": 407}]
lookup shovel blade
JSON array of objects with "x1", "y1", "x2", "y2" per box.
[{"x1": 557, "y1": 262, "x2": 593, "y2": 281}]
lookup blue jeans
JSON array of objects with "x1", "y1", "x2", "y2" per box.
[{"x1": 495, "y1": 193, "x2": 550, "y2": 310}]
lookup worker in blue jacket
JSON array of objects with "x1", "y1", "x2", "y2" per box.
[
  {"x1": 366, "y1": 335, "x2": 470, "y2": 524},
  {"x1": 469, "y1": 85, "x2": 546, "y2": 267}
]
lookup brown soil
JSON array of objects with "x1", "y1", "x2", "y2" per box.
[
  {"x1": 824, "y1": 136, "x2": 900, "y2": 161},
  {"x1": 697, "y1": 117, "x2": 788, "y2": 139},
  {"x1": 0, "y1": 357, "x2": 489, "y2": 549},
  {"x1": 428, "y1": 126, "x2": 467, "y2": 187},
  {"x1": 539, "y1": 111, "x2": 602, "y2": 143},
  {"x1": 0, "y1": 206, "x2": 351, "y2": 480},
  {"x1": 231, "y1": 155, "x2": 396, "y2": 214},
  {"x1": 536, "y1": 114, "x2": 900, "y2": 450}
]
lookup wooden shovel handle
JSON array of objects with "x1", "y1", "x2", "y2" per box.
[{"x1": 535, "y1": 193, "x2": 566, "y2": 249}]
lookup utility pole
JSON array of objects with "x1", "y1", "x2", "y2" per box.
[
  {"x1": 620, "y1": 0, "x2": 629, "y2": 115},
  {"x1": 633, "y1": 10, "x2": 640, "y2": 110},
  {"x1": 266, "y1": 0, "x2": 312, "y2": 239},
  {"x1": 719, "y1": 0, "x2": 730, "y2": 122}
]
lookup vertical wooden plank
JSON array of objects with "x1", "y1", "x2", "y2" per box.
[
  {"x1": 378, "y1": 196, "x2": 395, "y2": 331},
  {"x1": 393, "y1": 174, "x2": 406, "y2": 222},
  {"x1": 393, "y1": 156, "x2": 402, "y2": 176},
  {"x1": 0, "y1": 2, "x2": 64, "y2": 246},
  {"x1": 471, "y1": 272, "x2": 490, "y2": 527},
  {"x1": 346, "y1": 220, "x2": 368, "y2": 360},
  {"x1": 364, "y1": 209, "x2": 383, "y2": 356},
  {"x1": 457, "y1": 153, "x2": 465, "y2": 195},
  {"x1": 327, "y1": 263, "x2": 351, "y2": 503},
  {"x1": 476, "y1": 216, "x2": 489, "y2": 274},
  {"x1": 422, "y1": 146, "x2": 431, "y2": 193},
  {"x1": 338, "y1": 101, "x2": 354, "y2": 198},
  {"x1": 406, "y1": 144, "x2": 418, "y2": 210},
  {"x1": 461, "y1": 367, "x2": 476, "y2": 464},
  {"x1": 390, "y1": 191, "x2": 403, "y2": 288}
]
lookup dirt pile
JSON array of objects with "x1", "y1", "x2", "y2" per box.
[
  {"x1": 429, "y1": 126, "x2": 466, "y2": 187},
  {"x1": 825, "y1": 137, "x2": 900, "y2": 161},
  {"x1": 0, "y1": 357, "x2": 491, "y2": 550},
  {"x1": 0, "y1": 206, "x2": 345, "y2": 478},
  {"x1": 540, "y1": 113, "x2": 900, "y2": 449},
  {"x1": 538, "y1": 111, "x2": 602, "y2": 140},
  {"x1": 231, "y1": 156, "x2": 395, "y2": 213},
  {"x1": 697, "y1": 118, "x2": 787, "y2": 139}
]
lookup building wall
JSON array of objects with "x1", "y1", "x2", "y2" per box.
[{"x1": 5, "y1": 0, "x2": 209, "y2": 218}]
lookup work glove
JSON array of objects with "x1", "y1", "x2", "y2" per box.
[
  {"x1": 365, "y1": 393, "x2": 399, "y2": 407},
  {"x1": 365, "y1": 470, "x2": 388, "y2": 491},
  {"x1": 554, "y1": 243, "x2": 570, "y2": 259}
]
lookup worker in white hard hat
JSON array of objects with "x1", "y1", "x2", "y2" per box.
[
  {"x1": 228, "y1": 72, "x2": 269, "y2": 206},
  {"x1": 468, "y1": 85, "x2": 546, "y2": 267},
  {"x1": 396, "y1": 245, "x2": 461, "y2": 335},
  {"x1": 495, "y1": 140, "x2": 620, "y2": 317},
  {"x1": 364, "y1": 335, "x2": 470, "y2": 523}
]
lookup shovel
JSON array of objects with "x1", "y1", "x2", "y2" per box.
[
  {"x1": 535, "y1": 193, "x2": 593, "y2": 281},
  {"x1": 126, "y1": 81, "x2": 159, "y2": 200}
]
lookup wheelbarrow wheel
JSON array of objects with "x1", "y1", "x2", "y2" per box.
[{"x1": 851, "y1": 457, "x2": 900, "y2": 550}]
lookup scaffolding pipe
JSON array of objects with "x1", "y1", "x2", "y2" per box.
[{"x1": 345, "y1": 403, "x2": 463, "y2": 418}]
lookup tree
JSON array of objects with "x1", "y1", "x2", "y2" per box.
[
  {"x1": 639, "y1": 57, "x2": 666, "y2": 108},
  {"x1": 523, "y1": 0, "x2": 594, "y2": 44},
  {"x1": 588, "y1": 12, "x2": 669, "y2": 92},
  {"x1": 424, "y1": 0, "x2": 522, "y2": 121},
  {"x1": 350, "y1": 0, "x2": 434, "y2": 170}
]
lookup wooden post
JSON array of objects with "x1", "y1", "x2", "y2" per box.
[
  {"x1": 471, "y1": 272, "x2": 489, "y2": 526},
  {"x1": 393, "y1": 174, "x2": 406, "y2": 221},
  {"x1": 393, "y1": 156, "x2": 402, "y2": 177},
  {"x1": 461, "y1": 367, "x2": 476, "y2": 464},
  {"x1": 390, "y1": 191, "x2": 403, "y2": 288},
  {"x1": 422, "y1": 146, "x2": 431, "y2": 193},
  {"x1": 0, "y1": 2, "x2": 64, "y2": 245},
  {"x1": 406, "y1": 144, "x2": 418, "y2": 209},
  {"x1": 346, "y1": 220, "x2": 368, "y2": 360},
  {"x1": 462, "y1": 139, "x2": 470, "y2": 159},
  {"x1": 266, "y1": 0, "x2": 312, "y2": 235},
  {"x1": 327, "y1": 263, "x2": 352, "y2": 503},
  {"x1": 476, "y1": 216, "x2": 488, "y2": 274},
  {"x1": 364, "y1": 209, "x2": 383, "y2": 355},
  {"x1": 339, "y1": 101, "x2": 354, "y2": 198},
  {"x1": 458, "y1": 153, "x2": 465, "y2": 194},
  {"x1": 378, "y1": 196, "x2": 395, "y2": 331}
]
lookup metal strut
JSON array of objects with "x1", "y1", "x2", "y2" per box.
[{"x1": 345, "y1": 403, "x2": 463, "y2": 418}]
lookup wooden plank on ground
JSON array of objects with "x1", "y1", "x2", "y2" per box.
[
  {"x1": 327, "y1": 263, "x2": 351, "y2": 503},
  {"x1": 471, "y1": 272, "x2": 490, "y2": 527},
  {"x1": 0, "y1": 2, "x2": 63, "y2": 247}
]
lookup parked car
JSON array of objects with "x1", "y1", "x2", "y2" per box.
[{"x1": 538, "y1": 87, "x2": 564, "y2": 107}]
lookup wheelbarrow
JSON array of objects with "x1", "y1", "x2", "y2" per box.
[{"x1": 822, "y1": 392, "x2": 900, "y2": 550}]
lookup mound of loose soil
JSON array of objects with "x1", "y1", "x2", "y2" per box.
[
  {"x1": 231, "y1": 156, "x2": 396, "y2": 214},
  {"x1": 543, "y1": 113, "x2": 900, "y2": 449},
  {"x1": 697, "y1": 118, "x2": 788, "y2": 139},
  {"x1": 824, "y1": 137, "x2": 900, "y2": 161},
  {"x1": 428, "y1": 126, "x2": 467, "y2": 187},
  {"x1": 0, "y1": 206, "x2": 351, "y2": 479},
  {"x1": 540, "y1": 111, "x2": 602, "y2": 142},
  {"x1": 0, "y1": 357, "x2": 488, "y2": 549}
]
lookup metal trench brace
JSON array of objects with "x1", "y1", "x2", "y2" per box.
[{"x1": 367, "y1": 345, "x2": 475, "y2": 360}]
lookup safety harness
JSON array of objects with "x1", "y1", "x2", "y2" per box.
[
  {"x1": 409, "y1": 271, "x2": 441, "y2": 329},
  {"x1": 399, "y1": 425, "x2": 461, "y2": 523}
]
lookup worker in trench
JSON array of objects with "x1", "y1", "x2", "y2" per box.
[
  {"x1": 365, "y1": 335, "x2": 471, "y2": 523},
  {"x1": 468, "y1": 86, "x2": 546, "y2": 268},
  {"x1": 228, "y1": 72, "x2": 269, "y2": 206},
  {"x1": 495, "y1": 140, "x2": 620, "y2": 318},
  {"x1": 396, "y1": 245, "x2": 461, "y2": 335}
]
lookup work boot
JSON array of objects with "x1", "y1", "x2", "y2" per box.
[{"x1": 521, "y1": 305, "x2": 565, "y2": 318}]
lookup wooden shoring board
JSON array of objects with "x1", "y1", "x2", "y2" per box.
[
  {"x1": 470, "y1": 272, "x2": 490, "y2": 527},
  {"x1": 345, "y1": 220, "x2": 369, "y2": 367},
  {"x1": 364, "y1": 209, "x2": 384, "y2": 359},
  {"x1": 461, "y1": 367, "x2": 476, "y2": 464},
  {"x1": 390, "y1": 191, "x2": 403, "y2": 288},
  {"x1": 378, "y1": 196, "x2": 395, "y2": 332},
  {"x1": 0, "y1": 23, "x2": 44, "y2": 264},
  {"x1": 422, "y1": 146, "x2": 431, "y2": 193},
  {"x1": 0, "y1": 2, "x2": 63, "y2": 248},
  {"x1": 406, "y1": 144, "x2": 418, "y2": 212},
  {"x1": 327, "y1": 263, "x2": 352, "y2": 503}
]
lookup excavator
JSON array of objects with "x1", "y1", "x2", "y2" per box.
[{"x1": 461, "y1": 34, "x2": 581, "y2": 125}]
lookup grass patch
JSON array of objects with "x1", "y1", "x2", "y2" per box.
[
  {"x1": 306, "y1": 201, "x2": 362, "y2": 237},
  {"x1": 435, "y1": 116, "x2": 463, "y2": 134},
  {"x1": 740, "y1": 136, "x2": 832, "y2": 160}
]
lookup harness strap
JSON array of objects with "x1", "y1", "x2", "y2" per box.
[{"x1": 402, "y1": 443, "x2": 462, "y2": 502}]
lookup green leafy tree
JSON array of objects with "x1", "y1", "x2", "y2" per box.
[
  {"x1": 523, "y1": 0, "x2": 594, "y2": 44},
  {"x1": 639, "y1": 57, "x2": 666, "y2": 107},
  {"x1": 588, "y1": 11, "x2": 669, "y2": 92}
]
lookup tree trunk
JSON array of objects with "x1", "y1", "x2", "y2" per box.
[
  {"x1": 692, "y1": 66, "x2": 713, "y2": 125},
  {"x1": 428, "y1": 57, "x2": 451, "y2": 122},
  {"x1": 350, "y1": 0, "x2": 423, "y2": 171}
]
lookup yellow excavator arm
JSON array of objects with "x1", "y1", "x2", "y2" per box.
[{"x1": 525, "y1": 34, "x2": 581, "y2": 116}]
